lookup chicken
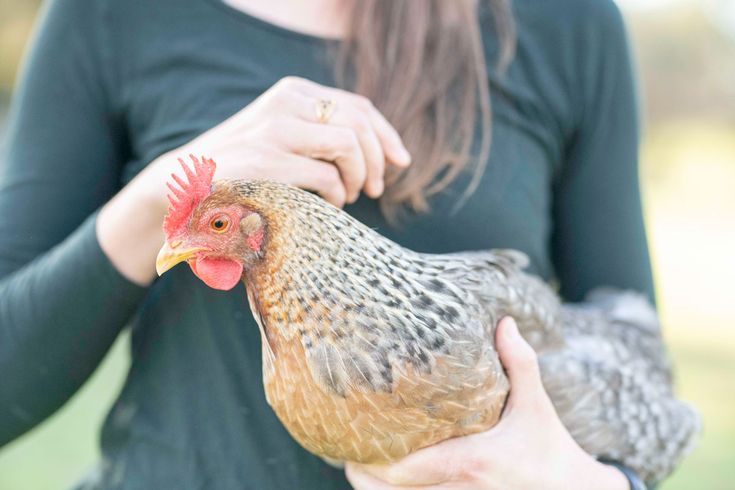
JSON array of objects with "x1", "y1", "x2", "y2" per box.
[{"x1": 156, "y1": 155, "x2": 699, "y2": 483}]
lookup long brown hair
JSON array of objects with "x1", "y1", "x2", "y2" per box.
[{"x1": 337, "y1": 0, "x2": 515, "y2": 220}]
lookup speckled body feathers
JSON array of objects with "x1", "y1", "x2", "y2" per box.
[{"x1": 216, "y1": 180, "x2": 698, "y2": 483}]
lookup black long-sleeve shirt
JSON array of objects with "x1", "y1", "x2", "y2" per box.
[{"x1": 0, "y1": 0, "x2": 654, "y2": 488}]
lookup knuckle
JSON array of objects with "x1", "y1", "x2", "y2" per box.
[
  {"x1": 276, "y1": 76, "x2": 300, "y2": 89},
  {"x1": 333, "y1": 128, "x2": 361, "y2": 156},
  {"x1": 255, "y1": 145, "x2": 282, "y2": 161},
  {"x1": 346, "y1": 130, "x2": 361, "y2": 151},
  {"x1": 319, "y1": 165, "x2": 341, "y2": 186},
  {"x1": 352, "y1": 114, "x2": 371, "y2": 135},
  {"x1": 334, "y1": 127, "x2": 356, "y2": 145},
  {"x1": 352, "y1": 94, "x2": 374, "y2": 111},
  {"x1": 259, "y1": 115, "x2": 288, "y2": 137},
  {"x1": 243, "y1": 143, "x2": 268, "y2": 162},
  {"x1": 271, "y1": 88, "x2": 297, "y2": 107},
  {"x1": 274, "y1": 77, "x2": 290, "y2": 88},
  {"x1": 259, "y1": 86, "x2": 280, "y2": 105},
  {"x1": 517, "y1": 353, "x2": 540, "y2": 375},
  {"x1": 313, "y1": 137, "x2": 334, "y2": 157},
  {"x1": 343, "y1": 129, "x2": 362, "y2": 153}
]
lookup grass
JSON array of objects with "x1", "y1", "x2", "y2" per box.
[
  {"x1": 0, "y1": 119, "x2": 733, "y2": 489},
  {"x1": 642, "y1": 119, "x2": 735, "y2": 489},
  {"x1": 661, "y1": 329, "x2": 735, "y2": 489}
]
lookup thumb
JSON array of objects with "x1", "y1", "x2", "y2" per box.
[{"x1": 496, "y1": 316, "x2": 545, "y2": 410}]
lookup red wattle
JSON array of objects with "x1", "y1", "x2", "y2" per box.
[{"x1": 190, "y1": 257, "x2": 243, "y2": 291}]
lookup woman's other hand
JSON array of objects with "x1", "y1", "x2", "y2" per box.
[
  {"x1": 97, "y1": 76, "x2": 410, "y2": 285},
  {"x1": 345, "y1": 317, "x2": 629, "y2": 490}
]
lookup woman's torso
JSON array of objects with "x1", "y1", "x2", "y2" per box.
[{"x1": 77, "y1": 0, "x2": 585, "y2": 488}]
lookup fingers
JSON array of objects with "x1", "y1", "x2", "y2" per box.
[
  {"x1": 346, "y1": 434, "x2": 480, "y2": 487},
  {"x1": 346, "y1": 462, "x2": 453, "y2": 490},
  {"x1": 215, "y1": 146, "x2": 348, "y2": 208},
  {"x1": 346, "y1": 464, "x2": 406, "y2": 490},
  {"x1": 267, "y1": 151, "x2": 348, "y2": 208},
  {"x1": 330, "y1": 108, "x2": 386, "y2": 198},
  {"x1": 495, "y1": 317, "x2": 546, "y2": 411},
  {"x1": 363, "y1": 103, "x2": 412, "y2": 167},
  {"x1": 348, "y1": 462, "x2": 442, "y2": 488},
  {"x1": 211, "y1": 76, "x2": 412, "y2": 204},
  {"x1": 305, "y1": 84, "x2": 412, "y2": 167},
  {"x1": 275, "y1": 118, "x2": 367, "y2": 203},
  {"x1": 280, "y1": 77, "x2": 411, "y2": 194}
]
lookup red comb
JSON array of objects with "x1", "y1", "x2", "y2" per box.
[{"x1": 162, "y1": 154, "x2": 217, "y2": 238}]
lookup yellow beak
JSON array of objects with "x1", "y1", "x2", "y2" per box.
[{"x1": 155, "y1": 241, "x2": 209, "y2": 276}]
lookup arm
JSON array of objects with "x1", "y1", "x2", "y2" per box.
[
  {"x1": 552, "y1": 1, "x2": 654, "y2": 485},
  {"x1": 551, "y1": 0, "x2": 655, "y2": 303},
  {"x1": 97, "y1": 75, "x2": 411, "y2": 285},
  {"x1": 0, "y1": 0, "x2": 147, "y2": 445},
  {"x1": 0, "y1": 0, "x2": 411, "y2": 445}
]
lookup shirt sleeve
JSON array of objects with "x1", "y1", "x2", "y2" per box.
[
  {"x1": 551, "y1": 0, "x2": 655, "y2": 303},
  {"x1": 0, "y1": 0, "x2": 147, "y2": 445}
]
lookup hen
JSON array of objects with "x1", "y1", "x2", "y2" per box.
[{"x1": 156, "y1": 156, "x2": 699, "y2": 483}]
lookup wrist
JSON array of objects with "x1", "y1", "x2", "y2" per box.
[
  {"x1": 97, "y1": 157, "x2": 172, "y2": 286},
  {"x1": 135, "y1": 152, "x2": 179, "y2": 211}
]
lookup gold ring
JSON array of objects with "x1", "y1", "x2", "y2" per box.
[{"x1": 315, "y1": 98, "x2": 337, "y2": 124}]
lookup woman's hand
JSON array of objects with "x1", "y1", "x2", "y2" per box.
[
  {"x1": 97, "y1": 76, "x2": 410, "y2": 285},
  {"x1": 345, "y1": 317, "x2": 629, "y2": 490},
  {"x1": 150, "y1": 75, "x2": 411, "y2": 208}
]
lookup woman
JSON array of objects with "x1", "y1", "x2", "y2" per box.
[{"x1": 0, "y1": 0, "x2": 655, "y2": 488}]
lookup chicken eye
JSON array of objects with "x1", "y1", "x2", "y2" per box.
[{"x1": 210, "y1": 215, "x2": 230, "y2": 233}]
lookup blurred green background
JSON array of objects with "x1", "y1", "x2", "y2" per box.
[{"x1": 0, "y1": 0, "x2": 733, "y2": 488}]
